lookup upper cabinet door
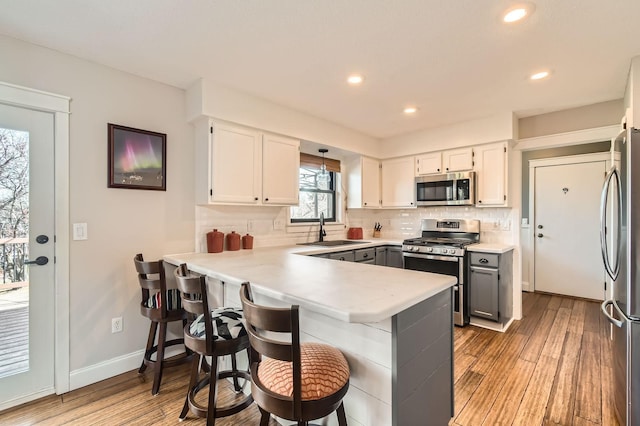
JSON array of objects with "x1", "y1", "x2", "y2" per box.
[
  {"x1": 262, "y1": 133, "x2": 300, "y2": 205},
  {"x1": 381, "y1": 157, "x2": 415, "y2": 208},
  {"x1": 474, "y1": 142, "x2": 508, "y2": 207},
  {"x1": 361, "y1": 156, "x2": 381, "y2": 208},
  {"x1": 210, "y1": 122, "x2": 261, "y2": 204},
  {"x1": 443, "y1": 147, "x2": 473, "y2": 172},
  {"x1": 415, "y1": 152, "x2": 442, "y2": 175}
]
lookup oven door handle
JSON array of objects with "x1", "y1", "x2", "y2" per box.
[{"x1": 402, "y1": 252, "x2": 460, "y2": 262}]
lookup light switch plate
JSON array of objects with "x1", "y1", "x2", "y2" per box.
[{"x1": 73, "y1": 223, "x2": 88, "y2": 240}]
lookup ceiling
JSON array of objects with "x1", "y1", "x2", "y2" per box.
[{"x1": 1, "y1": 0, "x2": 639, "y2": 139}]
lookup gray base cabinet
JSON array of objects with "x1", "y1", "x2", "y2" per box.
[{"x1": 468, "y1": 251, "x2": 513, "y2": 323}]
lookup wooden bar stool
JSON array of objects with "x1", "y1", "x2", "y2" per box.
[
  {"x1": 239, "y1": 282, "x2": 350, "y2": 426},
  {"x1": 134, "y1": 253, "x2": 192, "y2": 395},
  {"x1": 174, "y1": 263, "x2": 253, "y2": 426}
]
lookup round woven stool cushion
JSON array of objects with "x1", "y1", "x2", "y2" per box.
[{"x1": 257, "y1": 342, "x2": 349, "y2": 400}]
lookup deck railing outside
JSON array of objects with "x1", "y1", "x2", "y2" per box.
[{"x1": 0, "y1": 238, "x2": 29, "y2": 285}]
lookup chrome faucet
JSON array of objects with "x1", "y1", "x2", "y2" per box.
[{"x1": 318, "y1": 212, "x2": 327, "y2": 242}]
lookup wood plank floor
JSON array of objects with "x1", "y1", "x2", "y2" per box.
[
  {"x1": 0, "y1": 292, "x2": 617, "y2": 425},
  {"x1": 451, "y1": 292, "x2": 618, "y2": 426}
]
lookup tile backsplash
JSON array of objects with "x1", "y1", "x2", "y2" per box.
[
  {"x1": 345, "y1": 206, "x2": 518, "y2": 244},
  {"x1": 195, "y1": 204, "x2": 518, "y2": 252}
]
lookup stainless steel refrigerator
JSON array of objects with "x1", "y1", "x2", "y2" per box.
[{"x1": 601, "y1": 127, "x2": 640, "y2": 425}]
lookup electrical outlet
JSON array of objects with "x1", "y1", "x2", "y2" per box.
[
  {"x1": 273, "y1": 219, "x2": 285, "y2": 230},
  {"x1": 111, "y1": 317, "x2": 123, "y2": 333}
]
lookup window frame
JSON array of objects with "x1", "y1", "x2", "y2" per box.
[{"x1": 290, "y1": 168, "x2": 337, "y2": 224}]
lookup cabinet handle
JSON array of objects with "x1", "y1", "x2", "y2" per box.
[
  {"x1": 363, "y1": 253, "x2": 369, "y2": 258},
  {"x1": 254, "y1": 197, "x2": 259, "y2": 201},
  {"x1": 446, "y1": 168, "x2": 449, "y2": 171},
  {"x1": 478, "y1": 200, "x2": 482, "y2": 204},
  {"x1": 364, "y1": 202, "x2": 367, "y2": 206},
  {"x1": 340, "y1": 257, "x2": 345, "y2": 261},
  {"x1": 437, "y1": 168, "x2": 440, "y2": 172},
  {"x1": 479, "y1": 258, "x2": 489, "y2": 264},
  {"x1": 265, "y1": 198, "x2": 269, "y2": 202}
]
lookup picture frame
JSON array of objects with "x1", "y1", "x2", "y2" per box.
[{"x1": 107, "y1": 123, "x2": 166, "y2": 191}]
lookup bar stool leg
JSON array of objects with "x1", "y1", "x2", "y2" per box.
[
  {"x1": 207, "y1": 355, "x2": 219, "y2": 426},
  {"x1": 139, "y1": 321, "x2": 158, "y2": 374},
  {"x1": 230, "y1": 353, "x2": 241, "y2": 392},
  {"x1": 259, "y1": 407, "x2": 271, "y2": 426},
  {"x1": 337, "y1": 402, "x2": 347, "y2": 425},
  {"x1": 152, "y1": 321, "x2": 167, "y2": 395},
  {"x1": 180, "y1": 353, "x2": 201, "y2": 420}
]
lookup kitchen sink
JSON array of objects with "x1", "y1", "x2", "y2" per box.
[{"x1": 299, "y1": 240, "x2": 370, "y2": 247}]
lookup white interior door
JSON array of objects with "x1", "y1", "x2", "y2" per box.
[
  {"x1": 0, "y1": 103, "x2": 55, "y2": 404},
  {"x1": 533, "y1": 160, "x2": 606, "y2": 300}
]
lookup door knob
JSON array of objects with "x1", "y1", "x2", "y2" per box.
[
  {"x1": 537, "y1": 225, "x2": 543, "y2": 229},
  {"x1": 537, "y1": 233, "x2": 544, "y2": 238},
  {"x1": 25, "y1": 256, "x2": 49, "y2": 266}
]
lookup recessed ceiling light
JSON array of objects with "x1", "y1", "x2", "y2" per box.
[
  {"x1": 503, "y1": 3, "x2": 535, "y2": 23},
  {"x1": 404, "y1": 107, "x2": 418, "y2": 114},
  {"x1": 347, "y1": 74, "x2": 364, "y2": 85},
  {"x1": 530, "y1": 70, "x2": 550, "y2": 80}
]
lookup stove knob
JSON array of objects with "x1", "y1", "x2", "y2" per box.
[
  {"x1": 450, "y1": 249, "x2": 456, "y2": 255},
  {"x1": 426, "y1": 247, "x2": 433, "y2": 253}
]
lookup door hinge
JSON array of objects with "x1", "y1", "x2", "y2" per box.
[
  {"x1": 504, "y1": 147, "x2": 507, "y2": 153},
  {"x1": 604, "y1": 281, "x2": 607, "y2": 290},
  {"x1": 210, "y1": 126, "x2": 213, "y2": 134},
  {"x1": 498, "y1": 274, "x2": 500, "y2": 281},
  {"x1": 210, "y1": 189, "x2": 213, "y2": 196},
  {"x1": 504, "y1": 195, "x2": 507, "y2": 201},
  {"x1": 472, "y1": 161, "x2": 475, "y2": 167}
]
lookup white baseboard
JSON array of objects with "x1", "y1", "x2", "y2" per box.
[
  {"x1": 0, "y1": 387, "x2": 55, "y2": 412},
  {"x1": 522, "y1": 281, "x2": 532, "y2": 292},
  {"x1": 69, "y1": 349, "x2": 144, "y2": 391}
]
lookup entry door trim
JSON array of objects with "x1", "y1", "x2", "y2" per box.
[
  {"x1": 0, "y1": 81, "x2": 71, "y2": 396},
  {"x1": 528, "y1": 151, "x2": 618, "y2": 294}
]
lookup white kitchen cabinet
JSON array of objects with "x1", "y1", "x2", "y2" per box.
[
  {"x1": 415, "y1": 148, "x2": 473, "y2": 176},
  {"x1": 347, "y1": 156, "x2": 380, "y2": 208},
  {"x1": 443, "y1": 147, "x2": 473, "y2": 172},
  {"x1": 414, "y1": 152, "x2": 442, "y2": 175},
  {"x1": 381, "y1": 156, "x2": 416, "y2": 208},
  {"x1": 474, "y1": 141, "x2": 508, "y2": 207},
  {"x1": 195, "y1": 119, "x2": 300, "y2": 206},
  {"x1": 262, "y1": 133, "x2": 300, "y2": 205}
]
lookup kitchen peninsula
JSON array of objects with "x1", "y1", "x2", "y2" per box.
[{"x1": 165, "y1": 243, "x2": 456, "y2": 426}]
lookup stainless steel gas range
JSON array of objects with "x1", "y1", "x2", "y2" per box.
[{"x1": 402, "y1": 219, "x2": 480, "y2": 326}]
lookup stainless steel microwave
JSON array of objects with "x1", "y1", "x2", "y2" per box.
[{"x1": 415, "y1": 171, "x2": 476, "y2": 206}]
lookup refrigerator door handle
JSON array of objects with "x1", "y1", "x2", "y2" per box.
[
  {"x1": 601, "y1": 299, "x2": 624, "y2": 328},
  {"x1": 600, "y1": 165, "x2": 622, "y2": 281}
]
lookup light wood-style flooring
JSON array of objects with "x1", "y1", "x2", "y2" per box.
[
  {"x1": 0, "y1": 292, "x2": 617, "y2": 425},
  {"x1": 451, "y1": 292, "x2": 618, "y2": 426}
]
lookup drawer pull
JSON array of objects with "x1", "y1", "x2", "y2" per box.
[
  {"x1": 474, "y1": 310, "x2": 493, "y2": 317},
  {"x1": 479, "y1": 258, "x2": 489, "y2": 264}
]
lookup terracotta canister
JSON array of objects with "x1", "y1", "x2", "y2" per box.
[
  {"x1": 206, "y1": 229, "x2": 224, "y2": 253},
  {"x1": 242, "y1": 233, "x2": 254, "y2": 249},
  {"x1": 226, "y1": 231, "x2": 241, "y2": 251}
]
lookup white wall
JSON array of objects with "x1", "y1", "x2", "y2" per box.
[
  {"x1": 0, "y1": 35, "x2": 195, "y2": 384},
  {"x1": 187, "y1": 79, "x2": 381, "y2": 158},
  {"x1": 378, "y1": 111, "x2": 516, "y2": 158}
]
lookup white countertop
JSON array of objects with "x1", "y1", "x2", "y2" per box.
[
  {"x1": 164, "y1": 241, "x2": 455, "y2": 324},
  {"x1": 467, "y1": 243, "x2": 515, "y2": 254}
]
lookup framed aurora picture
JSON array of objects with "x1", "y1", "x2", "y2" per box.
[{"x1": 107, "y1": 123, "x2": 166, "y2": 191}]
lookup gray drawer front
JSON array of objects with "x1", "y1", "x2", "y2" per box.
[
  {"x1": 355, "y1": 248, "x2": 375, "y2": 262},
  {"x1": 360, "y1": 258, "x2": 376, "y2": 265},
  {"x1": 469, "y1": 252, "x2": 499, "y2": 268},
  {"x1": 328, "y1": 251, "x2": 355, "y2": 262}
]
